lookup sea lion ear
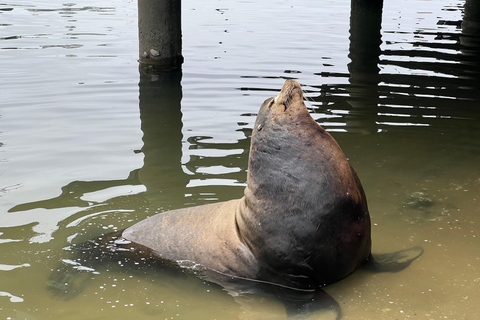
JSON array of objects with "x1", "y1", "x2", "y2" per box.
[
  {"x1": 268, "y1": 97, "x2": 275, "y2": 108},
  {"x1": 258, "y1": 97, "x2": 275, "y2": 116}
]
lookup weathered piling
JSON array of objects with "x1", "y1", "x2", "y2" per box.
[{"x1": 138, "y1": 0, "x2": 183, "y2": 70}]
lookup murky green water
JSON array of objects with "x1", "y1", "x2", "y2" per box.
[{"x1": 1, "y1": 0, "x2": 479, "y2": 319}]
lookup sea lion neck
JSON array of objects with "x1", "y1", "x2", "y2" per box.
[{"x1": 237, "y1": 80, "x2": 332, "y2": 252}]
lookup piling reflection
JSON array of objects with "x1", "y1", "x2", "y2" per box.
[
  {"x1": 310, "y1": 0, "x2": 480, "y2": 135},
  {"x1": 345, "y1": 0, "x2": 383, "y2": 134},
  {"x1": 376, "y1": 1, "x2": 479, "y2": 133},
  {"x1": 461, "y1": 0, "x2": 480, "y2": 83},
  {"x1": 137, "y1": 68, "x2": 187, "y2": 209},
  {"x1": 348, "y1": 0, "x2": 383, "y2": 86},
  {"x1": 137, "y1": 67, "x2": 250, "y2": 206}
]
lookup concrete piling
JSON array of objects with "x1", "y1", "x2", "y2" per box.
[{"x1": 138, "y1": 0, "x2": 183, "y2": 70}]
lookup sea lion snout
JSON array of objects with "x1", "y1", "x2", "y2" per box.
[{"x1": 275, "y1": 80, "x2": 304, "y2": 109}]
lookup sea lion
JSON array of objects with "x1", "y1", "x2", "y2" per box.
[{"x1": 121, "y1": 79, "x2": 372, "y2": 290}]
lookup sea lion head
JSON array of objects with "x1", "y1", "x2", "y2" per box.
[{"x1": 254, "y1": 80, "x2": 311, "y2": 135}]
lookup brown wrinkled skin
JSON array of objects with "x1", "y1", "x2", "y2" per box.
[{"x1": 122, "y1": 80, "x2": 372, "y2": 290}]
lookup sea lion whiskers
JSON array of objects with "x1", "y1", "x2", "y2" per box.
[{"x1": 301, "y1": 89, "x2": 318, "y2": 113}]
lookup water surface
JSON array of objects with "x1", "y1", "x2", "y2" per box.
[{"x1": 1, "y1": 0, "x2": 479, "y2": 319}]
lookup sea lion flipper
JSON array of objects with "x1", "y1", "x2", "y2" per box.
[
  {"x1": 369, "y1": 246, "x2": 424, "y2": 273},
  {"x1": 47, "y1": 258, "x2": 95, "y2": 300},
  {"x1": 47, "y1": 233, "x2": 124, "y2": 300}
]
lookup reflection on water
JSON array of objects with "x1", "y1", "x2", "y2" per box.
[
  {"x1": 312, "y1": 0, "x2": 480, "y2": 136},
  {"x1": 138, "y1": 69, "x2": 187, "y2": 208},
  {"x1": 0, "y1": 0, "x2": 480, "y2": 319}
]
